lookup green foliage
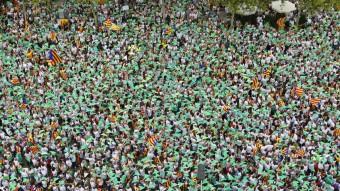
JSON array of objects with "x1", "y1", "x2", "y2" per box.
[{"x1": 299, "y1": 0, "x2": 338, "y2": 14}]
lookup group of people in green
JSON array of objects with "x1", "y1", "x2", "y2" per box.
[{"x1": 0, "y1": 0, "x2": 338, "y2": 190}]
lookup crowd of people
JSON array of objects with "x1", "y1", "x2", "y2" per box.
[{"x1": 0, "y1": 0, "x2": 339, "y2": 190}]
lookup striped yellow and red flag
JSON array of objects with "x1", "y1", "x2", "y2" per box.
[
  {"x1": 49, "y1": 31, "x2": 57, "y2": 42},
  {"x1": 27, "y1": 133, "x2": 34, "y2": 143},
  {"x1": 51, "y1": 121, "x2": 59, "y2": 129},
  {"x1": 277, "y1": 17, "x2": 285, "y2": 29},
  {"x1": 222, "y1": 105, "x2": 230, "y2": 112},
  {"x1": 333, "y1": 129, "x2": 340, "y2": 137},
  {"x1": 294, "y1": 87, "x2": 304, "y2": 97},
  {"x1": 20, "y1": 103, "x2": 27, "y2": 109},
  {"x1": 263, "y1": 68, "x2": 271, "y2": 78},
  {"x1": 108, "y1": 114, "x2": 116, "y2": 123},
  {"x1": 252, "y1": 77, "x2": 260, "y2": 90},
  {"x1": 295, "y1": 149, "x2": 305, "y2": 157},
  {"x1": 30, "y1": 145, "x2": 39, "y2": 154},
  {"x1": 165, "y1": 179, "x2": 171, "y2": 188},
  {"x1": 165, "y1": 27, "x2": 173, "y2": 35},
  {"x1": 103, "y1": 18, "x2": 112, "y2": 28},
  {"x1": 309, "y1": 98, "x2": 321, "y2": 107},
  {"x1": 11, "y1": 77, "x2": 20, "y2": 85},
  {"x1": 147, "y1": 135, "x2": 158, "y2": 146}
]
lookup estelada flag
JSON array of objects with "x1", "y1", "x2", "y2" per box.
[
  {"x1": 310, "y1": 98, "x2": 321, "y2": 107},
  {"x1": 48, "y1": 50, "x2": 62, "y2": 65},
  {"x1": 147, "y1": 135, "x2": 158, "y2": 146}
]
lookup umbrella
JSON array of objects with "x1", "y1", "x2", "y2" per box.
[
  {"x1": 271, "y1": 0, "x2": 296, "y2": 13},
  {"x1": 236, "y1": 4, "x2": 258, "y2": 16}
]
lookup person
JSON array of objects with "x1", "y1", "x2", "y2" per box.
[{"x1": 0, "y1": 0, "x2": 338, "y2": 190}]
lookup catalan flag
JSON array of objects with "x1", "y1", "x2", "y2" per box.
[
  {"x1": 222, "y1": 105, "x2": 230, "y2": 112},
  {"x1": 49, "y1": 50, "x2": 62, "y2": 65},
  {"x1": 103, "y1": 18, "x2": 112, "y2": 28},
  {"x1": 165, "y1": 27, "x2": 173, "y2": 35},
  {"x1": 26, "y1": 50, "x2": 33, "y2": 59},
  {"x1": 263, "y1": 68, "x2": 271, "y2": 78},
  {"x1": 20, "y1": 103, "x2": 27, "y2": 109},
  {"x1": 295, "y1": 149, "x2": 305, "y2": 158},
  {"x1": 11, "y1": 76, "x2": 20, "y2": 85},
  {"x1": 165, "y1": 179, "x2": 171, "y2": 188},
  {"x1": 147, "y1": 135, "x2": 158, "y2": 146},
  {"x1": 275, "y1": 137, "x2": 280, "y2": 143},
  {"x1": 310, "y1": 98, "x2": 321, "y2": 107},
  {"x1": 27, "y1": 133, "x2": 34, "y2": 143},
  {"x1": 58, "y1": 19, "x2": 69, "y2": 28},
  {"x1": 50, "y1": 121, "x2": 59, "y2": 129},
  {"x1": 98, "y1": 0, "x2": 105, "y2": 5},
  {"x1": 252, "y1": 77, "x2": 260, "y2": 90},
  {"x1": 108, "y1": 114, "x2": 116, "y2": 123},
  {"x1": 277, "y1": 17, "x2": 285, "y2": 29},
  {"x1": 49, "y1": 31, "x2": 57, "y2": 42},
  {"x1": 294, "y1": 87, "x2": 304, "y2": 97},
  {"x1": 30, "y1": 145, "x2": 39, "y2": 154},
  {"x1": 333, "y1": 129, "x2": 340, "y2": 137}
]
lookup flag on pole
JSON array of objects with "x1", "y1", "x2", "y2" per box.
[{"x1": 49, "y1": 50, "x2": 62, "y2": 65}]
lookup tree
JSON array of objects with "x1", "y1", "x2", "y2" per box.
[
  {"x1": 297, "y1": 0, "x2": 338, "y2": 24},
  {"x1": 212, "y1": 0, "x2": 265, "y2": 30}
]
